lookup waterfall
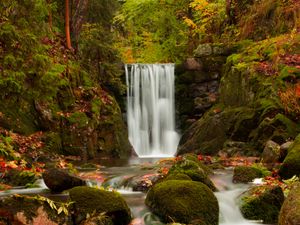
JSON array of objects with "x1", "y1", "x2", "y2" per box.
[{"x1": 125, "y1": 64, "x2": 179, "y2": 157}]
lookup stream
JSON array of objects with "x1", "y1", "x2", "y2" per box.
[{"x1": 0, "y1": 157, "x2": 271, "y2": 225}]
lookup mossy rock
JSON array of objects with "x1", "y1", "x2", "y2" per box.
[
  {"x1": 240, "y1": 185, "x2": 284, "y2": 224},
  {"x1": 279, "y1": 182, "x2": 300, "y2": 225},
  {"x1": 168, "y1": 157, "x2": 216, "y2": 191},
  {"x1": 181, "y1": 153, "x2": 212, "y2": 174},
  {"x1": 279, "y1": 134, "x2": 300, "y2": 179},
  {"x1": 145, "y1": 180, "x2": 219, "y2": 225},
  {"x1": 165, "y1": 173, "x2": 192, "y2": 181},
  {"x1": 232, "y1": 166, "x2": 263, "y2": 183},
  {"x1": 177, "y1": 106, "x2": 256, "y2": 156},
  {"x1": 69, "y1": 186, "x2": 131, "y2": 225},
  {"x1": 250, "y1": 114, "x2": 300, "y2": 149}
]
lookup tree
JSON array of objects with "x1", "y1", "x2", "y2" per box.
[{"x1": 65, "y1": 0, "x2": 72, "y2": 49}]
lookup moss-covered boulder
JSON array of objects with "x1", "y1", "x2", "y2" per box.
[
  {"x1": 43, "y1": 168, "x2": 86, "y2": 192},
  {"x1": 279, "y1": 134, "x2": 300, "y2": 179},
  {"x1": 145, "y1": 180, "x2": 219, "y2": 225},
  {"x1": 0, "y1": 195, "x2": 72, "y2": 225},
  {"x1": 279, "y1": 182, "x2": 300, "y2": 225},
  {"x1": 165, "y1": 173, "x2": 192, "y2": 181},
  {"x1": 69, "y1": 186, "x2": 131, "y2": 225},
  {"x1": 168, "y1": 155, "x2": 216, "y2": 191},
  {"x1": 239, "y1": 185, "x2": 284, "y2": 224},
  {"x1": 177, "y1": 106, "x2": 257, "y2": 155},
  {"x1": 232, "y1": 166, "x2": 263, "y2": 183}
]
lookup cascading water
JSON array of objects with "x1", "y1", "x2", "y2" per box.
[{"x1": 125, "y1": 64, "x2": 179, "y2": 157}]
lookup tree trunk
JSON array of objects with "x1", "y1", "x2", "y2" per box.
[{"x1": 65, "y1": 0, "x2": 72, "y2": 49}]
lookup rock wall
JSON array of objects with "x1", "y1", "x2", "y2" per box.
[{"x1": 177, "y1": 36, "x2": 300, "y2": 156}]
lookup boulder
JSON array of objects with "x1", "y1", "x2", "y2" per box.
[
  {"x1": 279, "y1": 141, "x2": 293, "y2": 162},
  {"x1": 43, "y1": 168, "x2": 86, "y2": 192},
  {"x1": 69, "y1": 186, "x2": 131, "y2": 225},
  {"x1": 0, "y1": 194, "x2": 72, "y2": 225},
  {"x1": 279, "y1": 182, "x2": 300, "y2": 225},
  {"x1": 168, "y1": 154, "x2": 216, "y2": 191},
  {"x1": 239, "y1": 185, "x2": 284, "y2": 224},
  {"x1": 279, "y1": 134, "x2": 300, "y2": 179},
  {"x1": 232, "y1": 166, "x2": 263, "y2": 183},
  {"x1": 261, "y1": 140, "x2": 280, "y2": 168},
  {"x1": 145, "y1": 180, "x2": 219, "y2": 225}
]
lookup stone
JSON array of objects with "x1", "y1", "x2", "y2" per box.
[
  {"x1": 279, "y1": 182, "x2": 300, "y2": 225},
  {"x1": 69, "y1": 186, "x2": 131, "y2": 225},
  {"x1": 279, "y1": 134, "x2": 300, "y2": 179},
  {"x1": 240, "y1": 185, "x2": 284, "y2": 224},
  {"x1": 261, "y1": 140, "x2": 280, "y2": 167},
  {"x1": 194, "y1": 44, "x2": 213, "y2": 57},
  {"x1": 168, "y1": 154, "x2": 216, "y2": 191},
  {"x1": 145, "y1": 180, "x2": 219, "y2": 225},
  {"x1": 43, "y1": 168, "x2": 86, "y2": 192},
  {"x1": 232, "y1": 166, "x2": 263, "y2": 183},
  {"x1": 183, "y1": 58, "x2": 202, "y2": 71},
  {"x1": 279, "y1": 141, "x2": 293, "y2": 161}
]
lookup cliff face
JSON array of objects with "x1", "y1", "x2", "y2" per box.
[{"x1": 177, "y1": 34, "x2": 300, "y2": 156}]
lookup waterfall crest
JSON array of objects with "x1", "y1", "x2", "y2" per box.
[{"x1": 125, "y1": 64, "x2": 179, "y2": 157}]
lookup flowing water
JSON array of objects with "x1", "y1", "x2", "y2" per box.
[
  {"x1": 125, "y1": 64, "x2": 179, "y2": 157},
  {"x1": 0, "y1": 158, "x2": 268, "y2": 225},
  {"x1": 87, "y1": 159, "x2": 267, "y2": 225}
]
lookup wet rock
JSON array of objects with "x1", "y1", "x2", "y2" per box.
[
  {"x1": 240, "y1": 185, "x2": 284, "y2": 224},
  {"x1": 233, "y1": 166, "x2": 263, "y2": 183},
  {"x1": 168, "y1": 154, "x2": 216, "y2": 191},
  {"x1": 43, "y1": 168, "x2": 86, "y2": 192},
  {"x1": 130, "y1": 173, "x2": 163, "y2": 192},
  {"x1": 0, "y1": 194, "x2": 72, "y2": 225},
  {"x1": 279, "y1": 182, "x2": 300, "y2": 225},
  {"x1": 261, "y1": 140, "x2": 280, "y2": 167},
  {"x1": 279, "y1": 134, "x2": 300, "y2": 179},
  {"x1": 69, "y1": 186, "x2": 131, "y2": 225},
  {"x1": 145, "y1": 180, "x2": 219, "y2": 225}
]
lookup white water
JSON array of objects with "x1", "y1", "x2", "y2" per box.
[
  {"x1": 125, "y1": 64, "x2": 179, "y2": 157},
  {"x1": 213, "y1": 170, "x2": 264, "y2": 225}
]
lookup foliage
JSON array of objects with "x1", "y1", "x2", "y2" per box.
[
  {"x1": 78, "y1": 23, "x2": 125, "y2": 95},
  {"x1": 114, "y1": 0, "x2": 190, "y2": 63},
  {"x1": 14, "y1": 194, "x2": 73, "y2": 216}
]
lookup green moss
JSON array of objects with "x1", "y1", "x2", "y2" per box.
[
  {"x1": 145, "y1": 180, "x2": 219, "y2": 225},
  {"x1": 66, "y1": 112, "x2": 89, "y2": 128},
  {"x1": 168, "y1": 158, "x2": 216, "y2": 191},
  {"x1": 165, "y1": 173, "x2": 192, "y2": 181},
  {"x1": 279, "y1": 182, "x2": 300, "y2": 225},
  {"x1": 233, "y1": 166, "x2": 263, "y2": 183},
  {"x1": 279, "y1": 134, "x2": 300, "y2": 179},
  {"x1": 240, "y1": 185, "x2": 284, "y2": 223},
  {"x1": 69, "y1": 186, "x2": 131, "y2": 225}
]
